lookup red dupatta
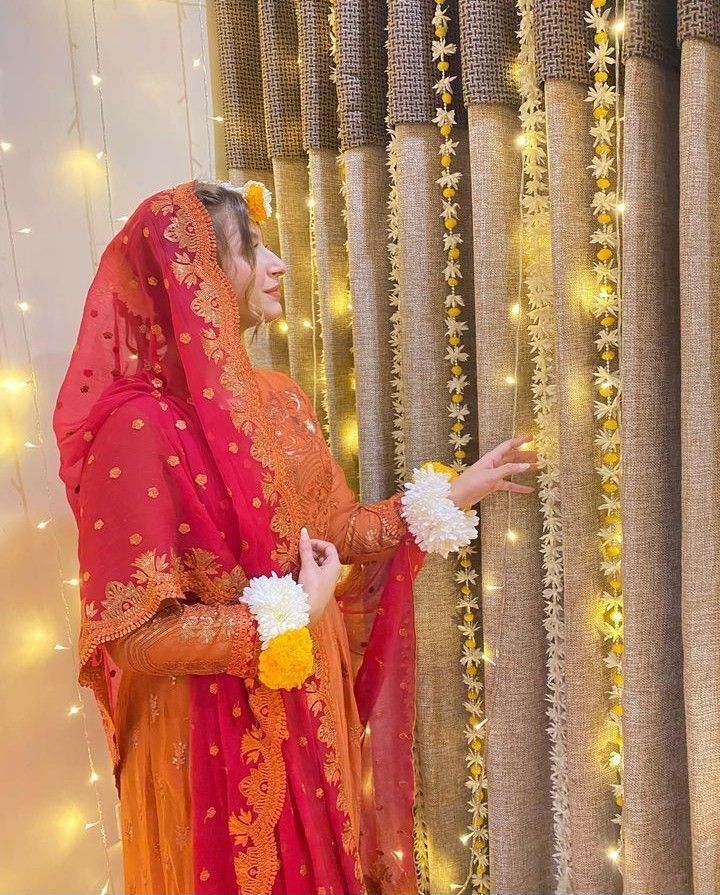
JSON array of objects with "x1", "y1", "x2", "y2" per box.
[{"x1": 53, "y1": 181, "x2": 426, "y2": 894}]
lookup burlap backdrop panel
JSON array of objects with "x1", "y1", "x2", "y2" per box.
[
  {"x1": 333, "y1": 0, "x2": 395, "y2": 504},
  {"x1": 620, "y1": 54, "x2": 692, "y2": 895},
  {"x1": 394, "y1": 121, "x2": 473, "y2": 893},
  {"x1": 544, "y1": 81, "x2": 620, "y2": 895},
  {"x1": 270, "y1": 158, "x2": 320, "y2": 407},
  {"x1": 307, "y1": 148, "x2": 359, "y2": 493},
  {"x1": 467, "y1": 103, "x2": 554, "y2": 895},
  {"x1": 342, "y1": 146, "x2": 397, "y2": 503},
  {"x1": 679, "y1": 36, "x2": 720, "y2": 895},
  {"x1": 257, "y1": 0, "x2": 321, "y2": 407}
]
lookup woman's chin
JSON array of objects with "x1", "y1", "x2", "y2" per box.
[{"x1": 264, "y1": 298, "x2": 283, "y2": 320}]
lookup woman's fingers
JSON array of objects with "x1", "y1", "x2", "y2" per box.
[
  {"x1": 482, "y1": 435, "x2": 534, "y2": 468},
  {"x1": 496, "y1": 461, "x2": 537, "y2": 479},
  {"x1": 299, "y1": 527, "x2": 316, "y2": 566},
  {"x1": 497, "y1": 480, "x2": 535, "y2": 494},
  {"x1": 309, "y1": 538, "x2": 339, "y2": 567},
  {"x1": 508, "y1": 448, "x2": 538, "y2": 464}
]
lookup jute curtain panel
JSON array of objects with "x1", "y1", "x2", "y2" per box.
[{"x1": 211, "y1": 0, "x2": 720, "y2": 893}]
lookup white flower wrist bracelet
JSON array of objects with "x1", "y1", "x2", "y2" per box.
[
  {"x1": 400, "y1": 462, "x2": 479, "y2": 558},
  {"x1": 240, "y1": 571, "x2": 311, "y2": 650}
]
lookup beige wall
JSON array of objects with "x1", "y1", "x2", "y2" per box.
[{"x1": 0, "y1": 2, "x2": 217, "y2": 892}]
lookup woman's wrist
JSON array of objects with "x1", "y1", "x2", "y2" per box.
[
  {"x1": 400, "y1": 461, "x2": 479, "y2": 558},
  {"x1": 240, "y1": 571, "x2": 315, "y2": 689}
]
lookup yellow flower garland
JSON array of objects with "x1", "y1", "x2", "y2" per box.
[
  {"x1": 431, "y1": 4, "x2": 488, "y2": 892},
  {"x1": 585, "y1": 0, "x2": 625, "y2": 869},
  {"x1": 258, "y1": 626, "x2": 315, "y2": 690}
]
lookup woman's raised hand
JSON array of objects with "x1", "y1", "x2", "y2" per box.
[
  {"x1": 297, "y1": 527, "x2": 342, "y2": 626},
  {"x1": 448, "y1": 436, "x2": 539, "y2": 509}
]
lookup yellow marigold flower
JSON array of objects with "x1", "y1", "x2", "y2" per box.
[
  {"x1": 421, "y1": 460, "x2": 459, "y2": 481},
  {"x1": 244, "y1": 183, "x2": 268, "y2": 223},
  {"x1": 258, "y1": 627, "x2": 314, "y2": 690}
]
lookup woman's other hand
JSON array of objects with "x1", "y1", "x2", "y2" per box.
[
  {"x1": 297, "y1": 527, "x2": 342, "y2": 626},
  {"x1": 448, "y1": 436, "x2": 539, "y2": 509}
]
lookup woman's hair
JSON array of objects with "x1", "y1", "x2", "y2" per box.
[{"x1": 192, "y1": 180, "x2": 264, "y2": 343}]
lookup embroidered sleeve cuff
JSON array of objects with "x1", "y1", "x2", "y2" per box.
[{"x1": 400, "y1": 464, "x2": 479, "y2": 558}]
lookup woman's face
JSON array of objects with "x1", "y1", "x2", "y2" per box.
[{"x1": 222, "y1": 214, "x2": 286, "y2": 331}]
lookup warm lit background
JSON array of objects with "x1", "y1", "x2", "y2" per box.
[{"x1": 0, "y1": 2, "x2": 220, "y2": 891}]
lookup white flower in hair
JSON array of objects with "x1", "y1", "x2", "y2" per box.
[
  {"x1": 240, "y1": 571, "x2": 310, "y2": 649},
  {"x1": 400, "y1": 465, "x2": 479, "y2": 558}
]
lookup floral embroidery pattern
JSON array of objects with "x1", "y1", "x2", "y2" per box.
[
  {"x1": 80, "y1": 548, "x2": 249, "y2": 666},
  {"x1": 156, "y1": 183, "x2": 332, "y2": 575},
  {"x1": 228, "y1": 685, "x2": 289, "y2": 895},
  {"x1": 306, "y1": 637, "x2": 364, "y2": 885}
]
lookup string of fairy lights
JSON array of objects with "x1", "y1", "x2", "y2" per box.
[
  {"x1": 0, "y1": 2, "x2": 215, "y2": 892},
  {"x1": 430, "y1": 4, "x2": 533, "y2": 893}
]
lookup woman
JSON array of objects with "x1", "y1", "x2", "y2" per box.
[{"x1": 53, "y1": 179, "x2": 537, "y2": 895}]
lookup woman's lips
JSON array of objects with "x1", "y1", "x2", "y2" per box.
[{"x1": 265, "y1": 287, "x2": 281, "y2": 298}]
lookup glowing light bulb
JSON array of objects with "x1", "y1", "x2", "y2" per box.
[
  {"x1": 505, "y1": 374, "x2": 516, "y2": 386},
  {"x1": 36, "y1": 519, "x2": 51, "y2": 530},
  {"x1": 100, "y1": 881, "x2": 110, "y2": 895},
  {"x1": 54, "y1": 643, "x2": 69, "y2": 651},
  {"x1": 210, "y1": 115, "x2": 224, "y2": 123},
  {"x1": 85, "y1": 821, "x2": 99, "y2": 830},
  {"x1": 16, "y1": 227, "x2": 31, "y2": 235},
  {"x1": 515, "y1": 133, "x2": 528, "y2": 148},
  {"x1": 278, "y1": 319, "x2": 289, "y2": 334},
  {"x1": 306, "y1": 197, "x2": 315, "y2": 209},
  {"x1": 193, "y1": 57, "x2": 201, "y2": 68},
  {"x1": 24, "y1": 440, "x2": 39, "y2": 448},
  {"x1": 302, "y1": 319, "x2": 313, "y2": 329},
  {"x1": 0, "y1": 141, "x2": 12, "y2": 152},
  {"x1": 609, "y1": 751, "x2": 622, "y2": 768},
  {"x1": 95, "y1": 150, "x2": 105, "y2": 160},
  {"x1": 116, "y1": 215, "x2": 129, "y2": 222},
  {"x1": 506, "y1": 529, "x2": 518, "y2": 543},
  {"x1": 613, "y1": 20, "x2": 625, "y2": 33},
  {"x1": 510, "y1": 302, "x2": 520, "y2": 317},
  {"x1": 68, "y1": 705, "x2": 82, "y2": 716},
  {"x1": 17, "y1": 301, "x2": 29, "y2": 312},
  {"x1": 63, "y1": 577, "x2": 80, "y2": 586},
  {"x1": 460, "y1": 832, "x2": 473, "y2": 845},
  {"x1": 611, "y1": 610, "x2": 622, "y2": 625},
  {"x1": 91, "y1": 73, "x2": 102, "y2": 87},
  {"x1": 616, "y1": 202, "x2": 625, "y2": 214},
  {"x1": 0, "y1": 373, "x2": 30, "y2": 394},
  {"x1": 89, "y1": 771, "x2": 100, "y2": 784},
  {"x1": 607, "y1": 845, "x2": 621, "y2": 863},
  {"x1": 483, "y1": 582, "x2": 502, "y2": 593}
]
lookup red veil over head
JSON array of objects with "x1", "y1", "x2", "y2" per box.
[{"x1": 53, "y1": 181, "x2": 426, "y2": 894}]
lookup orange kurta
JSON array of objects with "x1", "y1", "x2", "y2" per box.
[{"x1": 88, "y1": 368, "x2": 409, "y2": 893}]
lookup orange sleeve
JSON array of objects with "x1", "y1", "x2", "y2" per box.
[
  {"x1": 325, "y1": 455, "x2": 409, "y2": 564},
  {"x1": 106, "y1": 601, "x2": 259, "y2": 678}
]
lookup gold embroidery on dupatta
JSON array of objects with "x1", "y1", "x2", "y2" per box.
[
  {"x1": 154, "y1": 185, "x2": 302, "y2": 895},
  {"x1": 306, "y1": 637, "x2": 364, "y2": 884},
  {"x1": 80, "y1": 547, "x2": 249, "y2": 667},
  {"x1": 157, "y1": 183, "x2": 331, "y2": 574},
  {"x1": 228, "y1": 686, "x2": 289, "y2": 895}
]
